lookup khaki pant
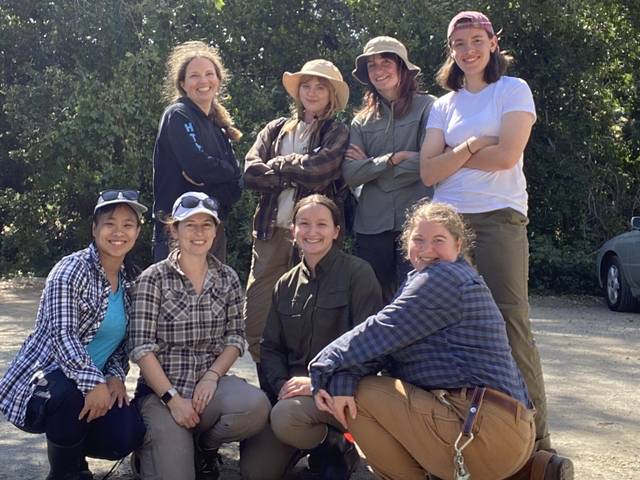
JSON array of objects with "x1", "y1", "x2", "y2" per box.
[
  {"x1": 243, "y1": 228, "x2": 295, "y2": 362},
  {"x1": 240, "y1": 396, "x2": 343, "y2": 480},
  {"x1": 462, "y1": 208, "x2": 550, "y2": 448},
  {"x1": 350, "y1": 376, "x2": 535, "y2": 480},
  {"x1": 136, "y1": 375, "x2": 270, "y2": 480}
]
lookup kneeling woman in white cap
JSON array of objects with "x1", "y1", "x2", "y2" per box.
[
  {"x1": 243, "y1": 59, "x2": 350, "y2": 390},
  {"x1": 0, "y1": 189, "x2": 148, "y2": 479},
  {"x1": 129, "y1": 192, "x2": 270, "y2": 480}
]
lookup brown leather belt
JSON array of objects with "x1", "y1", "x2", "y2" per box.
[{"x1": 445, "y1": 387, "x2": 535, "y2": 422}]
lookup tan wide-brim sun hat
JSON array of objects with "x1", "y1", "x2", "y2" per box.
[
  {"x1": 282, "y1": 59, "x2": 349, "y2": 111},
  {"x1": 352, "y1": 36, "x2": 421, "y2": 85}
]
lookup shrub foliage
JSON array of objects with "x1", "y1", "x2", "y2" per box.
[{"x1": 1, "y1": 0, "x2": 638, "y2": 293}]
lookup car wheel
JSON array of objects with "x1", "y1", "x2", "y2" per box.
[{"x1": 604, "y1": 256, "x2": 638, "y2": 312}]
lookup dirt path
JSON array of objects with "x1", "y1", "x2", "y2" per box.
[{"x1": 1, "y1": 279, "x2": 638, "y2": 479}]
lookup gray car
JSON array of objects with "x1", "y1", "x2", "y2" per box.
[{"x1": 596, "y1": 216, "x2": 640, "y2": 311}]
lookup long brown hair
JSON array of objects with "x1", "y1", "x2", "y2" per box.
[
  {"x1": 354, "y1": 53, "x2": 418, "y2": 121},
  {"x1": 163, "y1": 41, "x2": 242, "y2": 141}
]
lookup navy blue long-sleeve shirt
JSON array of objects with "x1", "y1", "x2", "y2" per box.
[
  {"x1": 152, "y1": 97, "x2": 241, "y2": 220},
  {"x1": 309, "y1": 258, "x2": 531, "y2": 406}
]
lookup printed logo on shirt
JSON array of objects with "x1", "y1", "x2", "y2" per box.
[{"x1": 184, "y1": 122, "x2": 203, "y2": 151}]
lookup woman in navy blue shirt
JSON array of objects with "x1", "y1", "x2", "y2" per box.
[{"x1": 152, "y1": 41, "x2": 242, "y2": 263}]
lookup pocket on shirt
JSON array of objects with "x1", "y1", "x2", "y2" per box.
[
  {"x1": 161, "y1": 289, "x2": 190, "y2": 322},
  {"x1": 276, "y1": 300, "x2": 305, "y2": 352},
  {"x1": 314, "y1": 291, "x2": 351, "y2": 338},
  {"x1": 158, "y1": 289, "x2": 196, "y2": 343}
]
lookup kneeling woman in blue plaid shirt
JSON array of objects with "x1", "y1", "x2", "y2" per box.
[
  {"x1": 309, "y1": 201, "x2": 536, "y2": 480},
  {"x1": 0, "y1": 189, "x2": 148, "y2": 479},
  {"x1": 128, "y1": 192, "x2": 270, "y2": 480}
]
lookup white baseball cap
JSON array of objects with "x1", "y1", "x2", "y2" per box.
[
  {"x1": 94, "y1": 189, "x2": 147, "y2": 217},
  {"x1": 171, "y1": 192, "x2": 220, "y2": 224}
]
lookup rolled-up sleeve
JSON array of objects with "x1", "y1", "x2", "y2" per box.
[
  {"x1": 222, "y1": 269, "x2": 245, "y2": 355},
  {"x1": 128, "y1": 271, "x2": 161, "y2": 362}
]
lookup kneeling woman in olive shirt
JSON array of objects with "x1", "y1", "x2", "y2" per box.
[{"x1": 241, "y1": 194, "x2": 382, "y2": 480}]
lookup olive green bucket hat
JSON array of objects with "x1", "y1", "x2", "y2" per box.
[{"x1": 352, "y1": 36, "x2": 421, "y2": 85}]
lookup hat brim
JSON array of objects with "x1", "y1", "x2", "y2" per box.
[
  {"x1": 352, "y1": 52, "x2": 421, "y2": 85},
  {"x1": 173, "y1": 206, "x2": 220, "y2": 224},
  {"x1": 282, "y1": 72, "x2": 349, "y2": 111},
  {"x1": 94, "y1": 199, "x2": 148, "y2": 217}
]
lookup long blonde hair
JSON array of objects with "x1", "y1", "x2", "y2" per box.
[
  {"x1": 282, "y1": 75, "x2": 339, "y2": 138},
  {"x1": 163, "y1": 41, "x2": 242, "y2": 141}
]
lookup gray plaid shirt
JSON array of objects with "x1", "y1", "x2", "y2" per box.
[{"x1": 129, "y1": 250, "x2": 244, "y2": 399}]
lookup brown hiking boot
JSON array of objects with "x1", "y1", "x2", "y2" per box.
[{"x1": 505, "y1": 450, "x2": 574, "y2": 480}]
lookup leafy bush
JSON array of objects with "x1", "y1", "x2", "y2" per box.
[{"x1": 1, "y1": 0, "x2": 638, "y2": 292}]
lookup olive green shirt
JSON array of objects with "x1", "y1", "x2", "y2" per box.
[{"x1": 260, "y1": 245, "x2": 383, "y2": 395}]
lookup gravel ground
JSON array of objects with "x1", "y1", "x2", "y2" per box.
[{"x1": 0, "y1": 279, "x2": 639, "y2": 479}]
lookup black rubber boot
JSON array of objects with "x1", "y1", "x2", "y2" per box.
[
  {"x1": 45, "y1": 439, "x2": 84, "y2": 480},
  {"x1": 194, "y1": 443, "x2": 222, "y2": 480},
  {"x1": 77, "y1": 458, "x2": 94, "y2": 480},
  {"x1": 310, "y1": 426, "x2": 360, "y2": 480}
]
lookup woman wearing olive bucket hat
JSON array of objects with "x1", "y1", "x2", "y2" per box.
[
  {"x1": 344, "y1": 36, "x2": 436, "y2": 303},
  {"x1": 243, "y1": 59, "x2": 350, "y2": 391}
]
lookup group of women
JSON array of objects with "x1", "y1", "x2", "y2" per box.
[{"x1": 0, "y1": 10, "x2": 573, "y2": 480}]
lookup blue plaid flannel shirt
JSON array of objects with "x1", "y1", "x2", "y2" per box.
[
  {"x1": 309, "y1": 258, "x2": 531, "y2": 406},
  {"x1": 0, "y1": 244, "x2": 131, "y2": 427}
]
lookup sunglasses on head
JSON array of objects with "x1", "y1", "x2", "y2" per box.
[
  {"x1": 178, "y1": 195, "x2": 219, "y2": 212},
  {"x1": 99, "y1": 189, "x2": 140, "y2": 202}
]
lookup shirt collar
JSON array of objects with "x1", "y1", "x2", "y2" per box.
[
  {"x1": 180, "y1": 96, "x2": 211, "y2": 120},
  {"x1": 301, "y1": 244, "x2": 340, "y2": 279},
  {"x1": 88, "y1": 242, "x2": 130, "y2": 289},
  {"x1": 166, "y1": 249, "x2": 224, "y2": 290}
]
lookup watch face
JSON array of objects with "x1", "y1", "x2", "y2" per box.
[{"x1": 161, "y1": 387, "x2": 176, "y2": 405}]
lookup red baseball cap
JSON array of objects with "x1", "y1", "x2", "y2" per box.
[{"x1": 447, "y1": 11, "x2": 495, "y2": 39}]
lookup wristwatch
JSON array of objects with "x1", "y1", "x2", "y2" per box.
[{"x1": 160, "y1": 387, "x2": 178, "y2": 406}]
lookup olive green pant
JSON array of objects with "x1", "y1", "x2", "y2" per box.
[
  {"x1": 240, "y1": 396, "x2": 343, "y2": 480},
  {"x1": 349, "y1": 376, "x2": 535, "y2": 480},
  {"x1": 243, "y1": 227, "x2": 295, "y2": 363},
  {"x1": 462, "y1": 208, "x2": 550, "y2": 448}
]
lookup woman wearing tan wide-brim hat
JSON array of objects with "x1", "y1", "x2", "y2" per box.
[
  {"x1": 342, "y1": 36, "x2": 436, "y2": 303},
  {"x1": 240, "y1": 59, "x2": 353, "y2": 478}
]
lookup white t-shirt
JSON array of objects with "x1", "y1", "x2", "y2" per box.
[
  {"x1": 426, "y1": 76, "x2": 536, "y2": 216},
  {"x1": 275, "y1": 120, "x2": 312, "y2": 228}
]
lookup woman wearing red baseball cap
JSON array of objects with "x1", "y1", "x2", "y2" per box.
[{"x1": 421, "y1": 10, "x2": 573, "y2": 479}]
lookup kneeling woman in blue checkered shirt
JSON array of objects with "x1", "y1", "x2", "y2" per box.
[
  {"x1": 128, "y1": 192, "x2": 270, "y2": 480},
  {"x1": 0, "y1": 189, "x2": 148, "y2": 480},
  {"x1": 309, "y1": 201, "x2": 536, "y2": 480}
]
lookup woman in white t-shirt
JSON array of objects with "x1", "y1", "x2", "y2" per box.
[{"x1": 420, "y1": 10, "x2": 556, "y2": 457}]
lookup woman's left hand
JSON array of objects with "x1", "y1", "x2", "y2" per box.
[
  {"x1": 345, "y1": 144, "x2": 368, "y2": 161},
  {"x1": 192, "y1": 376, "x2": 218, "y2": 414},
  {"x1": 106, "y1": 377, "x2": 129, "y2": 408},
  {"x1": 278, "y1": 376, "x2": 312, "y2": 400}
]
